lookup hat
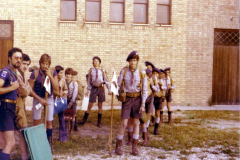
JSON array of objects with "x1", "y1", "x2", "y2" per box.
[
  {"x1": 145, "y1": 61, "x2": 155, "y2": 69},
  {"x1": 152, "y1": 68, "x2": 160, "y2": 73},
  {"x1": 160, "y1": 69, "x2": 167, "y2": 75},
  {"x1": 126, "y1": 51, "x2": 138, "y2": 61},
  {"x1": 164, "y1": 67, "x2": 171, "y2": 72},
  {"x1": 93, "y1": 56, "x2": 101, "y2": 63},
  {"x1": 146, "y1": 68, "x2": 152, "y2": 74}
]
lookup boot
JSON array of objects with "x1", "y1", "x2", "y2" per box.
[
  {"x1": 126, "y1": 132, "x2": 133, "y2": 146},
  {"x1": 153, "y1": 123, "x2": 159, "y2": 135},
  {"x1": 78, "y1": 112, "x2": 89, "y2": 125},
  {"x1": 132, "y1": 139, "x2": 139, "y2": 156},
  {"x1": 115, "y1": 139, "x2": 122, "y2": 155},
  {"x1": 168, "y1": 111, "x2": 172, "y2": 124},
  {"x1": 142, "y1": 132, "x2": 148, "y2": 146},
  {"x1": 97, "y1": 114, "x2": 102, "y2": 128},
  {"x1": 160, "y1": 111, "x2": 164, "y2": 123},
  {"x1": 74, "y1": 117, "x2": 78, "y2": 131},
  {"x1": 47, "y1": 136, "x2": 52, "y2": 153}
]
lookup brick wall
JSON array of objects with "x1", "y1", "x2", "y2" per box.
[{"x1": 0, "y1": 0, "x2": 238, "y2": 107}]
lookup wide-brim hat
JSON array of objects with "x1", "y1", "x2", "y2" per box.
[
  {"x1": 160, "y1": 69, "x2": 167, "y2": 75},
  {"x1": 164, "y1": 67, "x2": 171, "y2": 72},
  {"x1": 152, "y1": 68, "x2": 160, "y2": 73},
  {"x1": 145, "y1": 61, "x2": 155, "y2": 69}
]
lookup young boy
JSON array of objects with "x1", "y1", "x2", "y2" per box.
[
  {"x1": 115, "y1": 51, "x2": 147, "y2": 156},
  {"x1": 65, "y1": 68, "x2": 78, "y2": 133},
  {"x1": 78, "y1": 56, "x2": 111, "y2": 127},
  {"x1": 152, "y1": 68, "x2": 167, "y2": 135},
  {"x1": 163, "y1": 67, "x2": 175, "y2": 123},
  {"x1": 55, "y1": 65, "x2": 68, "y2": 141},
  {"x1": 28, "y1": 54, "x2": 59, "y2": 150}
]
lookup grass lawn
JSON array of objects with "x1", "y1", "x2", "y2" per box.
[{"x1": 10, "y1": 110, "x2": 239, "y2": 159}]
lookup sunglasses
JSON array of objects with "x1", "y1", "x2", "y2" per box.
[{"x1": 14, "y1": 56, "x2": 23, "y2": 61}]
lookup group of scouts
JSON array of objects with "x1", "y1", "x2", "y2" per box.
[{"x1": 0, "y1": 48, "x2": 175, "y2": 160}]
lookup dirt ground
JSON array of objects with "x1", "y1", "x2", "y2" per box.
[{"x1": 52, "y1": 110, "x2": 240, "y2": 160}]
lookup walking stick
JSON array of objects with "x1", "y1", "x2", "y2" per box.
[
  {"x1": 109, "y1": 92, "x2": 114, "y2": 155},
  {"x1": 44, "y1": 91, "x2": 48, "y2": 130}
]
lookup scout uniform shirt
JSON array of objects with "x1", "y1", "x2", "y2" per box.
[
  {"x1": 0, "y1": 67, "x2": 18, "y2": 101},
  {"x1": 166, "y1": 76, "x2": 175, "y2": 90},
  {"x1": 66, "y1": 80, "x2": 78, "y2": 106},
  {"x1": 147, "y1": 76, "x2": 157, "y2": 96},
  {"x1": 153, "y1": 76, "x2": 167, "y2": 92},
  {"x1": 117, "y1": 67, "x2": 148, "y2": 104},
  {"x1": 86, "y1": 67, "x2": 111, "y2": 92}
]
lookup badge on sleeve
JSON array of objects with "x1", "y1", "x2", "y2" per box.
[{"x1": 1, "y1": 71, "x2": 7, "y2": 77}]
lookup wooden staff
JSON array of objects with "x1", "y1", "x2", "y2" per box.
[
  {"x1": 44, "y1": 91, "x2": 48, "y2": 130},
  {"x1": 109, "y1": 92, "x2": 114, "y2": 155}
]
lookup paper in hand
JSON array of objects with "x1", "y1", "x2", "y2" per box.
[{"x1": 44, "y1": 76, "x2": 51, "y2": 94}]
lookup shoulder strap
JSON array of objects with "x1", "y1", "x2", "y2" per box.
[
  {"x1": 34, "y1": 69, "x2": 39, "y2": 82},
  {"x1": 138, "y1": 68, "x2": 143, "y2": 95},
  {"x1": 120, "y1": 68, "x2": 128, "y2": 87}
]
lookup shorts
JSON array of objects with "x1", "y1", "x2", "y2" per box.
[
  {"x1": 165, "y1": 90, "x2": 172, "y2": 102},
  {"x1": 145, "y1": 94, "x2": 153, "y2": 113},
  {"x1": 154, "y1": 97, "x2": 163, "y2": 110},
  {"x1": 121, "y1": 96, "x2": 142, "y2": 119},
  {"x1": 0, "y1": 101, "x2": 16, "y2": 131},
  {"x1": 89, "y1": 86, "x2": 105, "y2": 103},
  {"x1": 32, "y1": 96, "x2": 54, "y2": 121}
]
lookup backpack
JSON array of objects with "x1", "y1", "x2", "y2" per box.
[
  {"x1": 29, "y1": 65, "x2": 59, "y2": 96},
  {"x1": 72, "y1": 80, "x2": 85, "y2": 100}
]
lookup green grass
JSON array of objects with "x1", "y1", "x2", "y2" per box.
[
  {"x1": 10, "y1": 109, "x2": 240, "y2": 159},
  {"x1": 183, "y1": 110, "x2": 239, "y2": 121}
]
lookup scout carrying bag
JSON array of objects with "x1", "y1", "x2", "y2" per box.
[
  {"x1": 53, "y1": 97, "x2": 68, "y2": 115},
  {"x1": 117, "y1": 68, "x2": 128, "y2": 102},
  {"x1": 22, "y1": 124, "x2": 53, "y2": 160},
  {"x1": 73, "y1": 80, "x2": 85, "y2": 100}
]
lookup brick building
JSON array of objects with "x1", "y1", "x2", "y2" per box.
[{"x1": 0, "y1": 0, "x2": 239, "y2": 107}]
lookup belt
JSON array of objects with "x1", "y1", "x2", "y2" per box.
[
  {"x1": 92, "y1": 84, "x2": 103, "y2": 88},
  {"x1": 1, "y1": 99, "x2": 17, "y2": 104},
  {"x1": 126, "y1": 92, "x2": 141, "y2": 98}
]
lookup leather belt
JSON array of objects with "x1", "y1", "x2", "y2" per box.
[
  {"x1": 92, "y1": 84, "x2": 103, "y2": 88},
  {"x1": 1, "y1": 99, "x2": 17, "y2": 104},
  {"x1": 126, "y1": 92, "x2": 141, "y2": 98}
]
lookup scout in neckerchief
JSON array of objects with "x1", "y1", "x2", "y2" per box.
[
  {"x1": 163, "y1": 67, "x2": 175, "y2": 123},
  {"x1": 0, "y1": 48, "x2": 22, "y2": 160},
  {"x1": 159, "y1": 69, "x2": 167, "y2": 124},
  {"x1": 144, "y1": 61, "x2": 156, "y2": 126},
  {"x1": 152, "y1": 68, "x2": 167, "y2": 135},
  {"x1": 78, "y1": 56, "x2": 111, "y2": 127},
  {"x1": 115, "y1": 51, "x2": 147, "y2": 156},
  {"x1": 139, "y1": 68, "x2": 157, "y2": 146}
]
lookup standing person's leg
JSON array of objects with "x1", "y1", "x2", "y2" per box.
[
  {"x1": 126, "y1": 118, "x2": 134, "y2": 146},
  {"x1": 46, "y1": 96, "x2": 54, "y2": 151},
  {"x1": 32, "y1": 98, "x2": 42, "y2": 126},
  {"x1": 115, "y1": 119, "x2": 128, "y2": 155},
  {"x1": 97, "y1": 86, "x2": 105, "y2": 127},
  {"x1": 18, "y1": 131, "x2": 28, "y2": 160},
  {"x1": 166, "y1": 93, "x2": 172, "y2": 123},
  {"x1": 0, "y1": 132, "x2": 5, "y2": 154},
  {"x1": 0, "y1": 131, "x2": 15, "y2": 159},
  {"x1": 58, "y1": 111, "x2": 67, "y2": 142}
]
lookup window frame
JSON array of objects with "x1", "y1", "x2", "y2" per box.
[
  {"x1": 109, "y1": 0, "x2": 125, "y2": 23},
  {"x1": 156, "y1": 0, "x2": 172, "y2": 25},
  {"x1": 85, "y1": 0, "x2": 102, "y2": 22},
  {"x1": 60, "y1": 0, "x2": 77, "y2": 21},
  {"x1": 133, "y1": 0, "x2": 149, "y2": 24}
]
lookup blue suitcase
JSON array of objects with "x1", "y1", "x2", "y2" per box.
[{"x1": 22, "y1": 124, "x2": 53, "y2": 160}]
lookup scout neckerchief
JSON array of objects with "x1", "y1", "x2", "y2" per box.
[
  {"x1": 39, "y1": 69, "x2": 46, "y2": 88},
  {"x1": 129, "y1": 66, "x2": 137, "y2": 85},
  {"x1": 95, "y1": 68, "x2": 98, "y2": 80},
  {"x1": 17, "y1": 68, "x2": 25, "y2": 83},
  {"x1": 66, "y1": 80, "x2": 72, "y2": 98}
]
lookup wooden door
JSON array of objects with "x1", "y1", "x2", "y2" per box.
[
  {"x1": 212, "y1": 29, "x2": 239, "y2": 105},
  {"x1": 0, "y1": 20, "x2": 14, "y2": 70}
]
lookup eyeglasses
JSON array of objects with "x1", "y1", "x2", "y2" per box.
[{"x1": 14, "y1": 56, "x2": 23, "y2": 61}]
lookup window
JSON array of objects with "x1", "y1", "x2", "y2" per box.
[
  {"x1": 156, "y1": 0, "x2": 171, "y2": 25},
  {"x1": 86, "y1": 0, "x2": 101, "y2": 22},
  {"x1": 110, "y1": 0, "x2": 125, "y2": 23},
  {"x1": 60, "y1": 0, "x2": 77, "y2": 21},
  {"x1": 133, "y1": 0, "x2": 148, "y2": 24}
]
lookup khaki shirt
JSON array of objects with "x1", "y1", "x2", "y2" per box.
[{"x1": 117, "y1": 67, "x2": 148, "y2": 104}]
